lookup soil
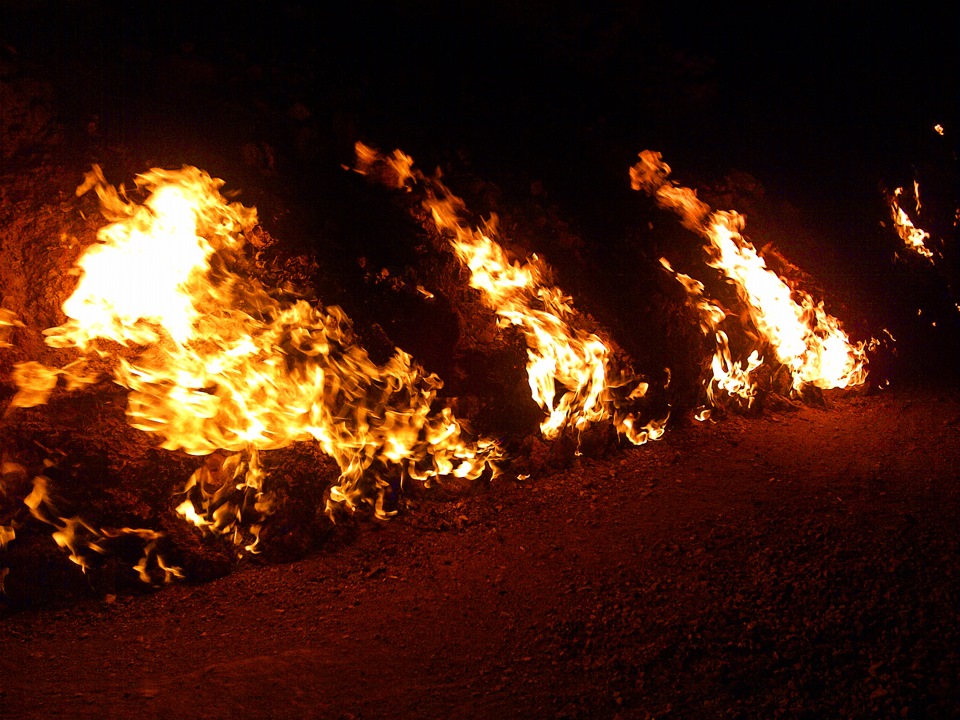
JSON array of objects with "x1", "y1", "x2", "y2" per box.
[
  {"x1": 1, "y1": 386, "x2": 959, "y2": 719},
  {"x1": 1, "y1": 4, "x2": 958, "y2": 718}
]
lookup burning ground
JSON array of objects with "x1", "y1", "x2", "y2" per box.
[
  {"x1": 1, "y1": 382, "x2": 959, "y2": 719},
  {"x1": 2, "y1": 2, "x2": 959, "y2": 718},
  {"x1": 1, "y1": 143, "x2": 958, "y2": 720}
]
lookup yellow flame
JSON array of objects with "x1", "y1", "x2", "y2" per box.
[
  {"x1": 889, "y1": 186, "x2": 934, "y2": 261},
  {"x1": 632, "y1": 151, "x2": 868, "y2": 393},
  {"x1": 10, "y1": 358, "x2": 99, "y2": 408},
  {"x1": 24, "y1": 474, "x2": 176, "y2": 577},
  {"x1": 660, "y1": 258, "x2": 761, "y2": 411},
  {"x1": 0, "y1": 524, "x2": 14, "y2": 549},
  {"x1": 0, "y1": 307, "x2": 22, "y2": 348},
  {"x1": 1, "y1": 463, "x2": 24, "y2": 552},
  {"x1": 355, "y1": 144, "x2": 666, "y2": 446},
  {"x1": 15, "y1": 165, "x2": 499, "y2": 523},
  {"x1": 49, "y1": 166, "x2": 253, "y2": 350},
  {"x1": 174, "y1": 448, "x2": 268, "y2": 552}
]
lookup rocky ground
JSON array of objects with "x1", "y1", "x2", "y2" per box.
[
  {"x1": 1, "y1": 385, "x2": 959, "y2": 719},
  {"x1": 1, "y1": 4, "x2": 958, "y2": 718}
]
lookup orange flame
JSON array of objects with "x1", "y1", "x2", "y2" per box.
[
  {"x1": 24, "y1": 472, "x2": 180, "y2": 582},
  {"x1": 355, "y1": 144, "x2": 667, "y2": 446},
  {"x1": 632, "y1": 151, "x2": 869, "y2": 393},
  {"x1": 0, "y1": 523, "x2": 14, "y2": 549},
  {"x1": 0, "y1": 307, "x2": 22, "y2": 348},
  {"x1": 13, "y1": 165, "x2": 500, "y2": 527},
  {"x1": 889, "y1": 185, "x2": 934, "y2": 261},
  {"x1": 659, "y1": 258, "x2": 761, "y2": 416},
  {"x1": 0, "y1": 462, "x2": 25, "y2": 554},
  {"x1": 175, "y1": 447, "x2": 271, "y2": 554}
]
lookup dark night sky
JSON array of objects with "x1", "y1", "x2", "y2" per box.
[{"x1": 5, "y1": 1, "x2": 955, "y2": 173}]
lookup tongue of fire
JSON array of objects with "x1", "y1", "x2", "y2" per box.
[
  {"x1": 888, "y1": 183, "x2": 935, "y2": 261},
  {"x1": 353, "y1": 143, "x2": 668, "y2": 447},
  {"x1": 7, "y1": 165, "x2": 502, "y2": 576},
  {"x1": 631, "y1": 151, "x2": 871, "y2": 397}
]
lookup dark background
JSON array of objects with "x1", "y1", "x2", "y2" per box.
[
  {"x1": 2, "y1": 10, "x2": 960, "y2": 717},
  {"x1": 5, "y1": 2, "x2": 953, "y2": 180}
]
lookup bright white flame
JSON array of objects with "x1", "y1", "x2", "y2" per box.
[
  {"x1": 50, "y1": 166, "x2": 251, "y2": 350},
  {"x1": 13, "y1": 165, "x2": 501, "y2": 535}
]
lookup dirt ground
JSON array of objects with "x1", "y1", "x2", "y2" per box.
[
  {"x1": 1, "y1": 385, "x2": 958, "y2": 720},
  {"x1": 1, "y1": 5, "x2": 957, "y2": 717}
]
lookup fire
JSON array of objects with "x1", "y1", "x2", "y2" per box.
[
  {"x1": 10, "y1": 359, "x2": 98, "y2": 408},
  {"x1": 174, "y1": 447, "x2": 272, "y2": 553},
  {"x1": 48, "y1": 166, "x2": 240, "y2": 349},
  {"x1": 632, "y1": 151, "x2": 869, "y2": 394},
  {"x1": 12, "y1": 165, "x2": 501, "y2": 533},
  {"x1": 0, "y1": 307, "x2": 22, "y2": 348},
  {"x1": 659, "y1": 258, "x2": 761, "y2": 417},
  {"x1": 355, "y1": 144, "x2": 667, "y2": 446},
  {"x1": 24, "y1": 471, "x2": 181, "y2": 583},
  {"x1": 888, "y1": 185, "x2": 934, "y2": 261}
]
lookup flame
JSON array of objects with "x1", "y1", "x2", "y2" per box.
[
  {"x1": 47, "y1": 166, "x2": 246, "y2": 350},
  {"x1": 13, "y1": 165, "x2": 501, "y2": 529},
  {"x1": 632, "y1": 151, "x2": 869, "y2": 393},
  {"x1": 0, "y1": 462, "x2": 25, "y2": 553},
  {"x1": 175, "y1": 448, "x2": 270, "y2": 554},
  {"x1": 889, "y1": 185, "x2": 934, "y2": 261},
  {"x1": 23, "y1": 472, "x2": 180, "y2": 581},
  {"x1": 660, "y1": 258, "x2": 761, "y2": 414},
  {"x1": 0, "y1": 307, "x2": 22, "y2": 348},
  {"x1": 10, "y1": 359, "x2": 99, "y2": 408},
  {"x1": 0, "y1": 524, "x2": 14, "y2": 549},
  {"x1": 355, "y1": 144, "x2": 667, "y2": 446}
]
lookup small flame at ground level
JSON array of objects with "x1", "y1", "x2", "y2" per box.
[
  {"x1": 23, "y1": 471, "x2": 181, "y2": 583},
  {"x1": 632, "y1": 151, "x2": 870, "y2": 394},
  {"x1": 888, "y1": 185, "x2": 934, "y2": 261},
  {"x1": 659, "y1": 258, "x2": 761, "y2": 416},
  {"x1": 0, "y1": 307, "x2": 22, "y2": 348},
  {"x1": 355, "y1": 144, "x2": 667, "y2": 447}
]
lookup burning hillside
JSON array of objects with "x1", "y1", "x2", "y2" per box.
[
  {"x1": 0, "y1": 162, "x2": 512, "y2": 590},
  {"x1": 0, "y1": 130, "x2": 891, "y2": 602},
  {"x1": 0, "y1": 132, "x2": 958, "y2": 720},
  {"x1": 630, "y1": 150, "x2": 872, "y2": 413},
  {"x1": 1, "y1": 3, "x2": 958, "y2": 718},
  {"x1": 0, "y1": 134, "x2": 899, "y2": 604}
]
